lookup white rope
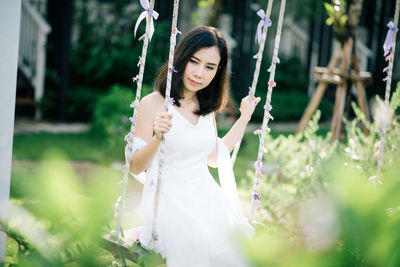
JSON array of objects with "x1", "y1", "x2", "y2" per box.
[
  {"x1": 384, "y1": 0, "x2": 399, "y2": 105},
  {"x1": 375, "y1": 0, "x2": 399, "y2": 179},
  {"x1": 114, "y1": 0, "x2": 156, "y2": 240},
  {"x1": 231, "y1": 0, "x2": 275, "y2": 166},
  {"x1": 151, "y1": 0, "x2": 180, "y2": 242},
  {"x1": 248, "y1": 0, "x2": 287, "y2": 223}
]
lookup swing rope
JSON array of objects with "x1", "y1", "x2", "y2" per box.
[
  {"x1": 384, "y1": 0, "x2": 399, "y2": 106},
  {"x1": 248, "y1": 0, "x2": 287, "y2": 223},
  {"x1": 113, "y1": 0, "x2": 157, "y2": 241},
  {"x1": 151, "y1": 0, "x2": 180, "y2": 242},
  {"x1": 231, "y1": 0, "x2": 274, "y2": 165},
  {"x1": 375, "y1": 0, "x2": 399, "y2": 179}
]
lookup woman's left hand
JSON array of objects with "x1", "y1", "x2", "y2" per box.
[{"x1": 239, "y1": 95, "x2": 261, "y2": 122}]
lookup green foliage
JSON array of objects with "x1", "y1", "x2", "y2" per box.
[
  {"x1": 245, "y1": 82, "x2": 400, "y2": 265},
  {"x1": 324, "y1": 0, "x2": 349, "y2": 41},
  {"x1": 245, "y1": 158, "x2": 400, "y2": 266},
  {"x1": 91, "y1": 84, "x2": 152, "y2": 150},
  {"x1": 256, "y1": 110, "x2": 337, "y2": 226},
  {"x1": 6, "y1": 150, "x2": 121, "y2": 266}
]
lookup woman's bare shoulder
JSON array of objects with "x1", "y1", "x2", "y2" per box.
[{"x1": 139, "y1": 92, "x2": 164, "y2": 113}]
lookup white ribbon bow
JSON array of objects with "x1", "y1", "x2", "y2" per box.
[
  {"x1": 383, "y1": 21, "x2": 399, "y2": 56},
  {"x1": 255, "y1": 9, "x2": 272, "y2": 45},
  {"x1": 134, "y1": 0, "x2": 159, "y2": 40}
]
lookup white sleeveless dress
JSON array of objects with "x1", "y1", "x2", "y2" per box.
[{"x1": 128, "y1": 105, "x2": 254, "y2": 267}]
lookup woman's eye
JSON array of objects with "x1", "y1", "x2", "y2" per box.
[
  {"x1": 189, "y1": 59, "x2": 198, "y2": 64},
  {"x1": 207, "y1": 66, "x2": 215, "y2": 70}
]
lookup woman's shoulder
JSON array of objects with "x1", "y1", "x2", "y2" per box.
[{"x1": 139, "y1": 92, "x2": 164, "y2": 113}]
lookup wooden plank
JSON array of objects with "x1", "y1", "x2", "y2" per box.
[
  {"x1": 315, "y1": 73, "x2": 344, "y2": 85},
  {"x1": 297, "y1": 82, "x2": 328, "y2": 133},
  {"x1": 355, "y1": 81, "x2": 371, "y2": 134}
]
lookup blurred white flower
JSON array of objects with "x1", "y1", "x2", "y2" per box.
[{"x1": 298, "y1": 196, "x2": 339, "y2": 250}]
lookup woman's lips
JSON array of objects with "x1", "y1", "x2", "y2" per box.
[{"x1": 188, "y1": 78, "x2": 201, "y2": 86}]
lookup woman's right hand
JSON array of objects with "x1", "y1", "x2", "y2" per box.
[{"x1": 153, "y1": 112, "x2": 174, "y2": 141}]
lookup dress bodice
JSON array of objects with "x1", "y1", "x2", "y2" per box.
[{"x1": 162, "y1": 105, "x2": 216, "y2": 172}]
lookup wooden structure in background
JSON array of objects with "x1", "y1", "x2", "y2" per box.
[
  {"x1": 297, "y1": 38, "x2": 372, "y2": 140},
  {"x1": 297, "y1": 0, "x2": 372, "y2": 141}
]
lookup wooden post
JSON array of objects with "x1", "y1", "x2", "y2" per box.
[
  {"x1": 297, "y1": 49, "x2": 341, "y2": 133},
  {"x1": 331, "y1": 38, "x2": 353, "y2": 141},
  {"x1": 0, "y1": 0, "x2": 21, "y2": 262}
]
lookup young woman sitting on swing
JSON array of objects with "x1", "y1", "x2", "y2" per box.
[{"x1": 128, "y1": 26, "x2": 260, "y2": 267}]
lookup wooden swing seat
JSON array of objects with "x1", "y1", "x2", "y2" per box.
[{"x1": 101, "y1": 226, "x2": 164, "y2": 265}]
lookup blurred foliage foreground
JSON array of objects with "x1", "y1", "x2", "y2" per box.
[{"x1": 3, "y1": 83, "x2": 400, "y2": 266}]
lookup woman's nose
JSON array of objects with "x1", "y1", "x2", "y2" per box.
[{"x1": 194, "y1": 65, "x2": 204, "y2": 77}]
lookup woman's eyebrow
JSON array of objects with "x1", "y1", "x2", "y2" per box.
[{"x1": 192, "y1": 56, "x2": 218, "y2": 66}]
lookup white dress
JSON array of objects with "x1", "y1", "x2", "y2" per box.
[{"x1": 127, "y1": 105, "x2": 254, "y2": 267}]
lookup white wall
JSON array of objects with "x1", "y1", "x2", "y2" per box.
[{"x1": 0, "y1": 0, "x2": 21, "y2": 262}]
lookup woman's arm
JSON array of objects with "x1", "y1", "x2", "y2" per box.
[
  {"x1": 207, "y1": 95, "x2": 260, "y2": 167},
  {"x1": 222, "y1": 95, "x2": 260, "y2": 153},
  {"x1": 130, "y1": 93, "x2": 173, "y2": 174}
]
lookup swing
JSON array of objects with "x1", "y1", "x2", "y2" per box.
[{"x1": 101, "y1": 0, "x2": 288, "y2": 264}]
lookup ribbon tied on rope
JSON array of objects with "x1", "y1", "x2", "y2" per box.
[
  {"x1": 255, "y1": 9, "x2": 272, "y2": 45},
  {"x1": 383, "y1": 21, "x2": 398, "y2": 56},
  {"x1": 134, "y1": 0, "x2": 159, "y2": 40}
]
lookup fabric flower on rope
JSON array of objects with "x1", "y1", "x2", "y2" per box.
[
  {"x1": 255, "y1": 9, "x2": 272, "y2": 45},
  {"x1": 132, "y1": 75, "x2": 139, "y2": 83},
  {"x1": 383, "y1": 21, "x2": 398, "y2": 56},
  {"x1": 264, "y1": 112, "x2": 274, "y2": 120},
  {"x1": 134, "y1": 0, "x2": 159, "y2": 40},
  {"x1": 129, "y1": 116, "x2": 137, "y2": 123},
  {"x1": 166, "y1": 97, "x2": 175, "y2": 106},
  {"x1": 174, "y1": 27, "x2": 182, "y2": 35},
  {"x1": 254, "y1": 160, "x2": 263, "y2": 171},
  {"x1": 264, "y1": 103, "x2": 272, "y2": 111},
  {"x1": 253, "y1": 129, "x2": 262, "y2": 135},
  {"x1": 272, "y1": 56, "x2": 280, "y2": 64},
  {"x1": 168, "y1": 66, "x2": 178, "y2": 73},
  {"x1": 130, "y1": 100, "x2": 139, "y2": 109},
  {"x1": 268, "y1": 80, "x2": 277, "y2": 88},
  {"x1": 124, "y1": 132, "x2": 134, "y2": 142}
]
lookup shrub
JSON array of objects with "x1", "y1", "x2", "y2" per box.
[{"x1": 91, "y1": 84, "x2": 153, "y2": 150}]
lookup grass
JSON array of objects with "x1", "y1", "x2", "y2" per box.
[{"x1": 12, "y1": 132, "x2": 124, "y2": 163}]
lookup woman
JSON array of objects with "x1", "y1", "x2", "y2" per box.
[{"x1": 128, "y1": 26, "x2": 260, "y2": 266}]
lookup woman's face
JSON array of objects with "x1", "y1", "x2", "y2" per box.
[{"x1": 182, "y1": 46, "x2": 221, "y2": 94}]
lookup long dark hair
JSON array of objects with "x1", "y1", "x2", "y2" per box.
[{"x1": 155, "y1": 26, "x2": 229, "y2": 115}]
